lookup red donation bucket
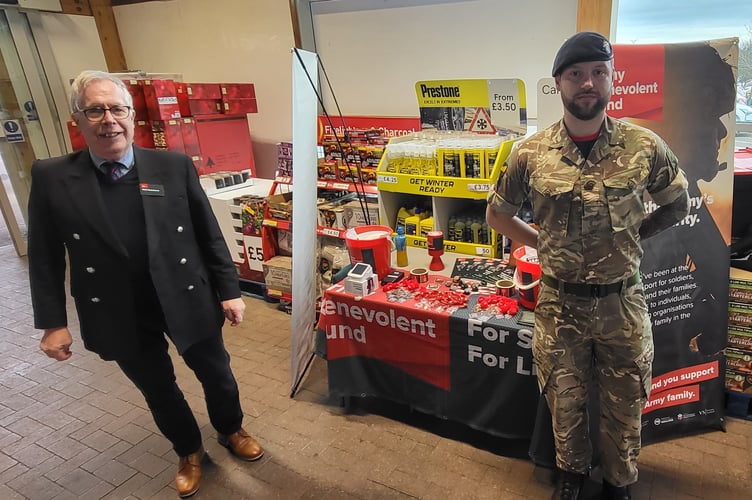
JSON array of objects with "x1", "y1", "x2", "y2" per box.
[
  {"x1": 344, "y1": 225, "x2": 393, "y2": 280},
  {"x1": 513, "y1": 245, "x2": 541, "y2": 309}
]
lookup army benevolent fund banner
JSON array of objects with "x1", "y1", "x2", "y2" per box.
[{"x1": 614, "y1": 39, "x2": 737, "y2": 443}]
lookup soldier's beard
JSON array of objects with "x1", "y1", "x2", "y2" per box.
[{"x1": 563, "y1": 92, "x2": 609, "y2": 121}]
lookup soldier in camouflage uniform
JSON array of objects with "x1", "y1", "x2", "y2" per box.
[{"x1": 486, "y1": 32, "x2": 690, "y2": 500}]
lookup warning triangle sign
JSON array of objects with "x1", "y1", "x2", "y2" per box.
[{"x1": 468, "y1": 107, "x2": 496, "y2": 134}]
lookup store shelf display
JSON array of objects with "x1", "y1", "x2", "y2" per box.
[{"x1": 377, "y1": 132, "x2": 518, "y2": 258}]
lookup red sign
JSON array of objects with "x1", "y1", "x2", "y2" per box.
[
  {"x1": 611, "y1": 44, "x2": 665, "y2": 120},
  {"x1": 317, "y1": 115, "x2": 420, "y2": 143},
  {"x1": 319, "y1": 284, "x2": 451, "y2": 390},
  {"x1": 643, "y1": 360, "x2": 719, "y2": 414}
]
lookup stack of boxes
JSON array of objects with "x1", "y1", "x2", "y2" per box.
[
  {"x1": 277, "y1": 141, "x2": 293, "y2": 178},
  {"x1": 318, "y1": 128, "x2": 388, "y2": 185},
  {"x1": 726, "y1": 267, "x2": 752, "y2": 419},
  {"x1": 727, "y1": 269, "x2": 752, "y2": 393},
  {"x1": 66, "y1": 78, "x2": 258, "y2": 182}
]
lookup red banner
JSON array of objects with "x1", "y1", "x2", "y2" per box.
[
  {"x1": 319, "y1": 284, "x2": 451, "y2": 390},
  {"x1": 643, "y1": 360, "x2": 719, "y2": 414},
  {"x1": 317, "y1": 115, "x2": 420, "y2": 143},
  {"x1": 610, "y1": 44, "x2": 665, "y2": 120}
]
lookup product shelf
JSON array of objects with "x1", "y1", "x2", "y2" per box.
[
  {"x1": 317, "y1": 179, "x2": 378, "y2": 195},
  {"x1": 375, "y1": 134, "x2": 518, "y2": 259}
]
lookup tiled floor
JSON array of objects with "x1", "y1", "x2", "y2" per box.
[{"x1": 1, "y1": 238, "x2": 751, "y2": 499}]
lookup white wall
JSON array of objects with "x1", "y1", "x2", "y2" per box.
[
  {"x1": 38, "y1": 0, "x2": 578, "y2": 176},
  {"x1": 39, "y1": 12, "x2": 107, "y2": 93},
  {"x1": 311, "y1": 0, "x2": 578, "y2": 120},
  {"x1": 35, "y1": 12, "x2": 107, "y2": 152},
  {"x1": 113, "y1": 0, "x2": 295, "y2": 179}
]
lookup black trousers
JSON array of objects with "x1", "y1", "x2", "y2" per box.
[{"x1": 116, "y1": 332, "x2": 244, "y2": 457}]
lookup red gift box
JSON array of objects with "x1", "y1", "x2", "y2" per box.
[
  {"x1": 193, "y1": 114, "x2": 255, "y2": 176},
  {"x1": 151, "y1": 119, "x2": 185, "y2": 153},
  {"x1": 180, "y1": 117, "x2": 201, "y2": 160},
  {"x1": 221, "y1": 98, "x2": 258, "y2": 115},
  {"x1": 186, "y1": 83, "x2": 222, "y2": 100},
  {"x1": 220, "y1": 83, "x2": 256, "y2": 99},
  {"x1": 133, "y1": 120, "x2": 155, "y2": 149},
  {"x1": 66, "y1": 120, "x2": 87, "y2": 151},
  {"x1": 141, "y1": 79, "x2": 181, "y2": 121},
  {"x1": 188, "y1": 98, "x2": 221, "y2": 116},
  {"x1": 122, "y1": 79, "x2": 148, "y2": 121},
  {"x1": 175, "y1": 82, "x2": 192, "y2": 118}
]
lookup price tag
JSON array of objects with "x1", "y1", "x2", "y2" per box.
[
  {"x1": 243, "y1": 235, "x2": 264, "y2": 272},
  {"x1": 332, "y1": 182, "x2": 350, "y2": 190},
  {"x1": 488, "y1": 79, "x2": 523, "y2": 132},
  {"x1": 475, "y1": 246, "x2": 492, "y2": 256},
  {"x1": 316, "y1": 180, "x2": 327, "y2": 188},
  {"x1": 378, "y1": 174, "x2": 398, "y2": 184},
  {"x1": 265, "y1": 219, "x2": 278, "y2": 228},
  {"x1": 321, "y1": 228, "x2": 341, "y2": 238},
  {"x1": 468, "y1": 183, "x2": 491, "y2": 192}
]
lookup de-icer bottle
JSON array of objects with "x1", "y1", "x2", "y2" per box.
[{"x1": 395, "y1": 226, "x2": 408, "y2": 267}]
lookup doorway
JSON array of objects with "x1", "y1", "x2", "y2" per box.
[{"x1": 0, "y1": 8, "x2": 66, "y2": 257}]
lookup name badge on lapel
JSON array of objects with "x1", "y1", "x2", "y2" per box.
[{"x1": 140, "y1": 183, "x2": 165, "y2": 196}]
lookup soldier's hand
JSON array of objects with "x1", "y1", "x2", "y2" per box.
[
  {"x1": 222, "y1": 297, "x2": 246, "y2": 326},
  {"x1": 40, "y1": 327, "x2": 73, "y2": 361}
]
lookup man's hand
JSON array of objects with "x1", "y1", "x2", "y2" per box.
[
  {"x1": 40, "y1": 327, "x2": 73, "y2": 361},
  {"x1": 221, "y1": 297, "x2": 246, "y2": 326}
]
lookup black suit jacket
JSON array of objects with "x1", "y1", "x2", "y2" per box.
[{"x1": 27, "y1": 146, "x2": 241, "y2": 360}]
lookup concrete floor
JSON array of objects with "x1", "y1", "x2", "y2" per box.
[{"x1": 1, "y1": 242, "x2": 751, "y2": 499}]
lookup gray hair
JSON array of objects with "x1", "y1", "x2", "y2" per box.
[{"x1": 70, "y1": 70, "x2": 133, "y2": 113}]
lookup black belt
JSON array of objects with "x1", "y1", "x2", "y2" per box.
[{"x1": 541, "y1": 273, "x2": 640, "y2": 298}]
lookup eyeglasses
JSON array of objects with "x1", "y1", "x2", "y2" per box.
[{"x1": 77, "y1": 105, "x2": 132, "y2": 122}]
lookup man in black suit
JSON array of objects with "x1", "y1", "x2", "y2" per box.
[{"x1": 27, "y1": 70, "x2": 263, "y2": 498}]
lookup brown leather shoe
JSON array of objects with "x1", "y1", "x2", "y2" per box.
[
  {"x1": 217, "y1": 428, "x2": 264, "y2": 461},
  {"x1": 175, "y1": 447, "x2": 204, "y2": 498}
]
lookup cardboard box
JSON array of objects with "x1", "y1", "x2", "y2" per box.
[
  {"x1": 318, "y1": 202, "x2": 346, "y2": 230},
  {"x1": 151, "y1": 119, "x2": 184, "y2": 152},
  {"x1": 730, "y1": 278, "x2": 752, "y2": 304},
  {"x1": 186, "y1": 83, "x2": 222, "y2": 100},
  {"x1": 122, "y1": 79, "x2": 148, "y2": 121},
  {"x1": 220, "y1": 83, "x2": 256, "y2": 99},
  {"x1": 277, "y1": 229, "x2": 292, "y2": 257},
  {"x1": 344, "y1": 273, "x2": 379, "y2": 296},
  {"x1": 266, "y1": 192, "x2": 293, "y2": 220},
  {"x1": 318, "y1": 161, "x2": 337, "y2": 180},
  {"x1": 141, "y1": 79, "x2": 181, "y2": 120},
  {"x1": 221, "y1": 97, "x2": 258, "y2": 115},
  {"x1": 729, "y1": 325, "x2": 752, "y2": 351},
  {"x1": 66, "y1": 120, "x2": 86, "y2": 151},
  {"x1": 725, "y1": 368, "x2": 752, "y2": 393},
  {"x1": 726, "y1": 347, "x2": 752, "y2": 373},
  {"x1": 729, "y1": 302, "x2": 752, "y2": 328},
  {"x1": 342, "y1": 199, "x2": 379, "y2": 229},
  {"x1": 263, "y1": 256, "x2": 292, "y2": 293},
  {"x1": 133, "y1": 120, "x2": 155, "y2": 149},
  {"x1": 277, "y1": 141, "x2": 292, "y2": 159}
]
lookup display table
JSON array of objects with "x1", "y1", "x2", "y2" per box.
[{"x1": 316, "y1": 274, "x2": 540, "y2": 439}]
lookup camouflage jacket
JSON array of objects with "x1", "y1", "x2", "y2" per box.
[{"x1": 487, "y1": 116, "x2": 688, "y2": 283}]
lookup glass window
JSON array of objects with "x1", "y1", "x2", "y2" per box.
[{"x1": 615, "y1": 0, "x2": 752, "y2": 150}]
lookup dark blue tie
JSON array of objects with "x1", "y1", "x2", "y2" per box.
[{"x1": 103, "y1": 161, "x2": 122, "y2": 181}]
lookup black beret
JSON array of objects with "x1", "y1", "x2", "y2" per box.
[{"x1": 552, "y1": 31, "x2": 613, "y2": 76}]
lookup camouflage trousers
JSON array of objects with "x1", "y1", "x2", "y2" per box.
[{"x1": 533, "y1": 279, "x2": 653, "y2": 487}]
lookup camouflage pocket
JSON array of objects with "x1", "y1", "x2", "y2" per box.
[
  {"x1": 634, "y1": 347, "x2": 654, "y2": 400},
  {"x1": 603, "y1": 167, "x2": 646, "y2": 232},
  {"x1": 530, "y1": 174, "x2": 574, "y2": 237}
]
